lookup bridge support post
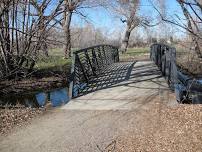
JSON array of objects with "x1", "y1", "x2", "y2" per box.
[{"x1": 68, "y1": 53, "x2": 75, "y2": 100}]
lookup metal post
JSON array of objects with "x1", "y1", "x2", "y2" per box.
[{"x1": 68, "y1": 53, "x2": 76, "y2": 100}]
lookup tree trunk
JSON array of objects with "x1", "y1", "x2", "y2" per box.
[
  {"x1": 194, "y1": 0, "x2": 202, "y2": 11},
  {"x1": 121, "y1": 24, "x2": 131, "y2": 53},
  {"x1": 178, "y1": 0, "x2": 202, "y2": 58},
  {"x1": 63, "y1": 10, "x2": 72, "y2": 59}
]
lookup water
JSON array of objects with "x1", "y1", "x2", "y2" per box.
[
  {"x1": 0, "y1": 87, "x2": 70, "y2": 108},
  {"x1": 50, "y1": 88, "x2": 69, "y2": 107}
]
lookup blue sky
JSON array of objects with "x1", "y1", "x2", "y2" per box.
[
  {"x1": 48, "y1": 0, "x2": 186, "y2": 38},
  {"x1": 71, "y1": 0, "x2": 185, "y2": 35}
]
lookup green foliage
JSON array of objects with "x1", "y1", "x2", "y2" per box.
[
  {"x1": 125, "y1": 47, "x2": 149, "y2": 55},
  {"x1": 120, "y1": 47, "x2": 149, "y2": 60},
  {"x1": 35, "y1": 48, "x2": 72, "y2": 72}
]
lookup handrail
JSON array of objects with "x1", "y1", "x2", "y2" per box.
[
  {"x1": 150, "y1": 43, "x2": 177, "y2": 88},
  {"x1": 69, "y1": 45, "x2": 119, "y2": 98},
  {"x1": 150, "y1": 43, "x2": 202, "y2": 103}
]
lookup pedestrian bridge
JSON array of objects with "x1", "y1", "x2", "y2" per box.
[
  {"x1": 66, "y1": 59, "x2": 175, "y2": 110},
  {"x1": 68, "y1": 44, "x2": 173, "y2": 98}
]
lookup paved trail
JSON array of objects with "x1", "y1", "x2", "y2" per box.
[{"x1": 0, "y1": 61, "x2": 176, "y2": 152}]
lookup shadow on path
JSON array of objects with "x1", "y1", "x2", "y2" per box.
[{"x1": 76, "y1": 61, "x2": 167, "y2": 97}]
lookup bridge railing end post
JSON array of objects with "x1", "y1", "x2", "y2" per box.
[{"x1": 68, "y1": 53, "x2": 76, "y2": 100}]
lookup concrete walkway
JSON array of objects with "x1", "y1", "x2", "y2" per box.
[{"x1": 0, "y1": 60, "x2": 176, "y2": 152}]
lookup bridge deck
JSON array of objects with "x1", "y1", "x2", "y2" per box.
[
  {"x1": 64, "y1": 60, "x2": 176, "y2": 110},
  {"x1": 74, "y1": 61, "x2": 135, "y2": 96}
]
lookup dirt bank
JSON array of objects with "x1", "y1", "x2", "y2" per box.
[{"x1": 0, "y1": 75, "x2": 68, "y2": 95}]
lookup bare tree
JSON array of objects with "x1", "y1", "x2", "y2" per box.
[
  {"x1": 71, "y1": 23, "x2": 108, "y2": 48},
  {"x1": 62, "y1": 0, "x2": 76, "y2": 58},
  {"x1": 112, "y1": 0, "x2": 140, "y2": 53},
  {"x1": 177, "y1": 0, "x2": 202, "y2": 57},
  {"x1": 157, "y1": 0, "x2": 167, "y2": 41},
  {"x1": 61, "y1": 0, "x2": 99, "y2": 58},
  {"x1": 0, "y1": 0, "x2": 63, "y2": 79},
  {"x1": 150, "y1": 0, "x2": 202, "y2": 57}
]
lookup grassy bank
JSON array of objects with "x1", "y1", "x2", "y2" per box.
[
  {"x1": 35, "y1": 48, "x2": 72, "y2": 72},
  {"x1": 120, "y1": 47, "x2": 149, "y2": 61}
]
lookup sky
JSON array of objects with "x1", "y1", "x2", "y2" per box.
[
  {"x1": 48, "y1": 0, "x2": 187, "y2": 39},
  {"x1": 71, "y1": 0, "x2": 186, "y2": 38}
]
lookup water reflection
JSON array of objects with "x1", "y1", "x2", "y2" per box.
[
  {"x1": 35, "y1": 92, "x2": 47, "y2": 107},
  {"x1": 50, "y1": 88, "x2": 69, "y2": 107},
  {"x1": 0, "y1": 87, "x2": 70, "y2": 108}
]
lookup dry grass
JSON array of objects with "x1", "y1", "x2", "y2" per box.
[
  {"x1": 176, "y1": 51, "x2": 202, "y2": 76},
  {"x1": 176, "y1": 43, "x2": 202, "y2": 76}
]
